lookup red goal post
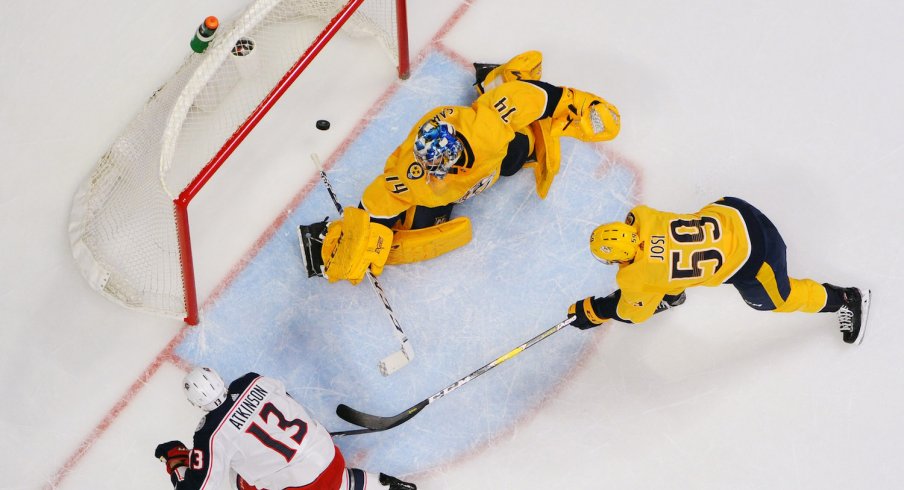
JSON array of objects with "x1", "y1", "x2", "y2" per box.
[{"x1": 69, "y1": 0, "x2": 410, "y2": 325}]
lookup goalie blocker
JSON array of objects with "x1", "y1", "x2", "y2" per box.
[{"x1": 298, "y1": 208, "x2": 472, "y2": 282}]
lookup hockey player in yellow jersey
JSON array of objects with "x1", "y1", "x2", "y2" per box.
[
  {"x1": 567, "y1": 197, "x2": 870, "y2": 344},
  {"x1": 299, "y1": 51, "x2": 620, "y2": 285}
]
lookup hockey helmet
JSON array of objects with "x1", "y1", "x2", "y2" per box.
[
  {"x1": 413, "y1": 121, "x2": 463, "y2": 179},
  {"x1": 590, "y1": 221, "x2": 639, "y2": 264},
  {"x1": 183, "y1": 367, "x2": 227, "y2": 411}
]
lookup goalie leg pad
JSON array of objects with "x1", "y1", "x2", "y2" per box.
[
  {"x1": 386, "y1": 216, "x2": 473, "y2": 265},
  {"x1": 551, "y1": 87, "x2": 621, "y2": 142},
  {"x1": 475, "y1": 50, "x2": 543, "y2": 95},
  {"x1": 322, "y1": 207, "x2": 393, "y2": 285}
]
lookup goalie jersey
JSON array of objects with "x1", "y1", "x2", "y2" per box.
[
  {"x1": 360, "y1": 80, "x2": 554, "y2": 220},
  {"x1": 175, "y1": 373, "x2": 343, "y2": 490},
  {"x1": 613, "y1": 200, "x2": 752, "y2": 323}
]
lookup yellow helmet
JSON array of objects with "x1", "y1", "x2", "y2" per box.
[{"x1": 589, "y1": 222, "x2": 639, "y2": 264}]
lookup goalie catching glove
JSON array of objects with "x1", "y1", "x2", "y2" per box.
[
  {"x1": 155, "y1": 440, "x2": 189, "y2": 485},
  {"x1": 550, "y1": 87, "x2": 620, "y2": 143},
  {"x1": 529, "y1": 86, "x2": 621, "y2": 198}
]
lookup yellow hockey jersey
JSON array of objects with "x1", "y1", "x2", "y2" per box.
[
  {"x1": 360, "y1": 80, "x2": 550, "y2": 220},
  {"x1": 614, "y1": 201, "x2": 752, "y2": 323}
]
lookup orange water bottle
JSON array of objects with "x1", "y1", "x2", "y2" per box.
[{"x1": 190, "y1": 16, "x2": 219, "y2": 53}]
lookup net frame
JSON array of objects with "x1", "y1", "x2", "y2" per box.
[{"x1": 70, "y1": 0, "x2": 409, "y2": 325}]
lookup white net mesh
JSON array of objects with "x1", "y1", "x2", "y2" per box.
[{"x1": 69, "y1": 0, "x2": 402, "y2": 319}]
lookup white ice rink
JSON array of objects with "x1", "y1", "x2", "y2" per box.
[{"x1": 3, "y1": 1, "x2": 904, "y2": 489}]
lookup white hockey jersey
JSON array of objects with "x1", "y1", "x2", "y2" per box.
[{"x1": 175, "y1": 373, "x2": 344, "y2": 490}]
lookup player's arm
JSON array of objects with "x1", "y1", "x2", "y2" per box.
[
  {"x1": 615, "y1": 289, "x2": 663, "y2": 324},
  {"x1": 475, "y1": 80, "x2": 557, "y2": 130},
  {"x1": 478, "y1": 80, "x2": 619, "y2": 142},
  {"x1": 155, "y1": 440, "x2": 189, "y2": 487},
  {"x1": 359, "y1": 174, "x2": 414, "y2": 228},
  {"x1": 171, "y1": 431, "x2": 232, "y2": 489},
  {"x1": 568, "y1": 289, "x2": 663, "y2": 327},
  {"x1": 360, "y1": 129, "x2": 423, "y2": 225}
]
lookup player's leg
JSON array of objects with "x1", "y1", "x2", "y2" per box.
[
  {"x1": 387, "y1": 204, "x2": 471, "y2": 265},
  {"x1": 749, "y1": 210, "x2": 850, "y2": 314},
  {"x1": 474, "y1": 50, "x2": 543, "y2": 94},
  {"x1": 727, "y1": 199, "x2": 869, "y2": 343},
  {"x1": 397, "y1": 203, "x2": 455, "y2": 230},
  {"x1": 299, "y1": 206, "x2": 405, "y2": 279},
  {"x1": 298, "y1": 207, "x2": 394, "y2": 284},
  {"x1": 820, "y1": 283, "x2": 870, "y2": 344},
  {"x1": 298, "y1": 217, "x2": 330, "y2": 277}
]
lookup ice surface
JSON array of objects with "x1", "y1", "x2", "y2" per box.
[
  {"x1": 176, "y1": 50, "x2": 637, "y2": 475},
  {"x1": 4, "y1": 1, "x2": 904, "y2": 489}
]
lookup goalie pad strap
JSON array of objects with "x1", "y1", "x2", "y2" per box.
[{"x1": 386, "y1": 216, "x2": 473, "y2": 265}]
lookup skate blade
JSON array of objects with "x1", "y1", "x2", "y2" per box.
[{"x1": 854, "y1": 289, "x2": 871, "y2": 345}]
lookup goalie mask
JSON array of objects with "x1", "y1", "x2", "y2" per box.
[
  {"x1": 590, "y1": 221, "x2": 639, "y2": 264},
  {"x1": 183, "y1": 367, "x2": 227, "y2": 412},
  {"x1": 413, "y1": 121, "x2": 463, "y2": 180}
]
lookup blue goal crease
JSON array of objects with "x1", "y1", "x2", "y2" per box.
[{"x1": 176, "y1": 49, "x2": 638, "y2": 475}]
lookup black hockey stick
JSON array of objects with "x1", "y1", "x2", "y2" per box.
[
  {"x1": 332, "y1": 316, "x2": 576, "y2": 434},
  {"x1": 310, "y1": 153, "x2": 414, "y2": 376}
]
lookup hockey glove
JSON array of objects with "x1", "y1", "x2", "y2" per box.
[
  {"x1": 155, "y1": 440, "x2": 189, "y2": 485},
  {"x1": 568, "y1": 296, "x2": 608, "y2": 330}
]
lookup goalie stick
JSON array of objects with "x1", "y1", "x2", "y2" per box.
[
  {"x1": 309, "y1": 153, "x2": 414, "y2": 376},
  {"x1": 332, "y1": 316, "x2": 576, "y2": 434}
]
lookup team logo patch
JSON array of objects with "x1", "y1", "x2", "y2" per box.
[
  {"x1": 625, "y1": 212, "x2": 636, "y2": 226},
  {"x1": 407, "y1": 162, "x2": 425, "y2": 180},
  {"x1": 454, "y1": 174, "x2": 494, "y2": 203}
]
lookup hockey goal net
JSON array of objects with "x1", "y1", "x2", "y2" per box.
[{"x1": 69, "y1": 0, "x2": 409, "y2": 324}]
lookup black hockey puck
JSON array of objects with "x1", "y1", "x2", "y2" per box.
[{"x1": 316, "y1": 120, "x2": 331, "y2": 131}]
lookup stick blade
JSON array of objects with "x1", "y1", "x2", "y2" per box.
[
  {"x1": 330, "y1": 427, "x2": 380, "y2": 437},
  {"x1": 336, "y1": 399, "x2": 429, "y2": 431},
  {"x1": 379, "y1": 349, "x2": 412, "y2": 376}
]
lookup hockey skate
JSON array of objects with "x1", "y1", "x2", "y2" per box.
[
  {"x1": 473, "y1": 62, "x2": 500, "y2": 83},
  {"x1": 835, "y1": 286, "x2": 870, "y2": 345},
  {"x1": 379, "y1": 473, "x2": 417, "y2": 490},
  {"x1": 297, "y1": 218, "x2": 329, "y2": 278},
  {"x1": 655, "y1": 290, "x2": 687, "y2": 313},
  {"x1": 473, "y1": 50, "x2": 543, "y2": 93}
]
